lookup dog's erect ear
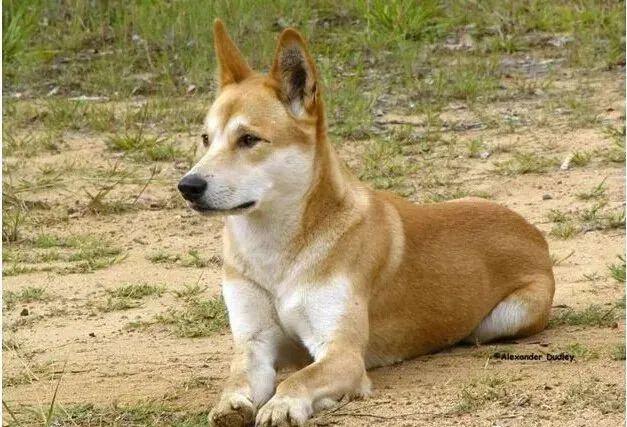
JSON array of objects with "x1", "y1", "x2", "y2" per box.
[
  {"x1": 213, "y1": 19, "x2": 252, "y2": 87},
  {"x1": 270, "y1": 28, "x2": 320, "y2": 117}
]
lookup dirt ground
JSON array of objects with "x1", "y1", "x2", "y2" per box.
[{"x1": 3, "y1": 68, "x2": 626, "y2": 426}]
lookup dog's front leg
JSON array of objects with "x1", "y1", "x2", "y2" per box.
[
  {"x1": 256, "y1": 341, "x2": 370, "y2": 427},
  {"x1": 209, "y1": 277, "x2": 285, "y2": 427},
  {"x1": 256, "y1": 294, "x2": 370, "y2": 427}
]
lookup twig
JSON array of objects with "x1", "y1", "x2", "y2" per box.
[
  {"x1": 131, "y1": 165, "x2": 160, "y2": 205},
  {"x1": 331, "y1": 410, "x2": 435, "y2": 420},
  {"x1": 553, "y1": 250, "x2": 575, "y2": 266},
  {"x1": 3, "y1": 400, "x2": 22, "y2": 426},
  {"x1": 45, "y1": 360, "x2": 67, "y2": 427},
  {"x1": 601, "y1": 307, "x2": 616, "y2": 320}
]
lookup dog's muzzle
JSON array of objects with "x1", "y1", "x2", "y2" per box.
[{"x1": 177, "y1": 173, "x2": 207, "y2": 202}]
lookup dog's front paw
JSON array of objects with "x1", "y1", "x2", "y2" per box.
[
  {"x1": 209, "y1": 392, "x2": 255, "y2": 427},
  {"x1": 255, "y1": 395, "x2": 312, "y2": 427}
]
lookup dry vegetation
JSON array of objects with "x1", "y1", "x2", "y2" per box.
[{"x1": 2, "y1": 1, "x2": 625, "y2": 426}]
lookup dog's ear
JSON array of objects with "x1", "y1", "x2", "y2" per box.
[
  {"x1": 270, "y1": 28, "x2": 320, "y2": 117},
  {"x1": 213, "y1": 19, "x2": 252, "y2": 87}
]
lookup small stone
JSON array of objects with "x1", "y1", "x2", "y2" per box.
[
  {"x1": 479, "y1": 151, "x2": 491, "y2": 160},
  {"x1": 560, "y1": 154, "x2": 573, "y2": 170},
  {"x1": 20, "y1": 308, "x2": 29, "y2": 316},
  {"x1": 542, "y1": 194, "x2": 553, "y2": 200}
]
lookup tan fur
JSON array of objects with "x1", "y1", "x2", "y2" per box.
[{"x1": 197, "y1": 20, "x2": 555, "y2": 427}]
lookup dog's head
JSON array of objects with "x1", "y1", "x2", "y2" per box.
[{"x1": 178, "y1": 20, "x2": 324, "y2": 216}]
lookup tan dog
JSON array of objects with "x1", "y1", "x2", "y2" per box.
[{"x1": 177, "y1": 20, "x2": 555, "y2": 427}]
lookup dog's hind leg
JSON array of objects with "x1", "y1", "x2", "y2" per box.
[{"x1": 464, "y1": 274, "x2": 555, "y2": 344}]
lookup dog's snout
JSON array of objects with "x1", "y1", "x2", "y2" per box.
[{"x1": 178, "y1": 174, "x2": 208, "y2": 201}]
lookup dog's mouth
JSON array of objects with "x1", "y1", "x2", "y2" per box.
[{"x1": 189, "y1": 200, "x2": 256, "y2": 215}]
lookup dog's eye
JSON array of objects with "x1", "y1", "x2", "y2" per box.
[
  {"x1": 238, "y1": 134, "x2": 261, "y2": 149},
  {"x1": 201, "y1": 133, "x2": 210, "y2": 147}
]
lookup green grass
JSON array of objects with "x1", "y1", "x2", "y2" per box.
[
  {"x1": 156, "y1": 296, "x2": 228, "y2": 338},
  {"x1": 466, "y1": 138, "x2": 487, "y2": 158},
  {"x1": 33, "y1": 233, "x2": 67, "y2": 248},
  {"x1": 550, "y1": 304, "x2": 620, "y2": 328},
  {"x1": 576, "y1": 179, "x2": 608, "y2": 201},
  {"x1": 3, "y1": 128, "x2": 63, "y2": 158},
  {"x1": 359, "y1": 138, "x2": 416, "y2": 196},
  {"x1": 549, "y1": 222, "x2": 579, "y2": 240},
  {"x1": 604, "y1": 209, "x2": 626, "y2": 229},
  {"x1": 146, "y1": 250, "x2": 221, "y2": 268},
  {"x1": 608, "y1": 256, "x2": 626, "y2": 283},
  {"x1": 100, "y1": 296, "x2": 141, "y2": 312},
  {"x1": 2, "y1": 206, "x2": 28, "y2": 244},
  {"x1": 173, "y1": 283, "x2": 207, "y2": 300},
  {"x1": 98, "y1": 283, "x2": 165, "y2": 312},
  {"x1": 3, "y1": 1, "x2": 623, "y2": 106},
  {"x1": 3, "y1": 286, "x2": 50, "y2": 310},
  {"x1": 494, "y1": 152, "x2": 557, "y2": 176},
  {"x1": 3, "y1": 360, "x2": 54, "y2": 387},
  {"x1": 602, "y1": 124, "x2": 626, "y2": 163},
  {"x1": 611, "y1": 343, "x2": 625, "y2": 361},
  {"x1": 3, "y1": 234, "x2": 124, "y2": 276},
  {"x1": 571, "y1": 151, "x2": 592, "y2": 167},
  {"x1": 563, "y1": 380, "x2": 625, "y2": 414},
  {"x1": 545, "y1": 204, "x2": 624, "y2": 235},
  {"x1": 451, "y1": 374, "x2": 525, "y2": 413},
  {"x1": 562, "y1": 343, "x2": 598, "y2": 360},
  {"x1": 107, "y1": 132, "x2": 184, "y2": 162},
  {"x1": 546, "y1": 209, "x2": 570, "y2": 223},
  {"x1": 107, "y1": 283, "x2": 165, "y2": 299},
  {"x1": 421, "y1": 189, "x2": 491, "y2": 203},
  {"x1": 4, "y1": 402, "x2": 210, "y2": 427}
]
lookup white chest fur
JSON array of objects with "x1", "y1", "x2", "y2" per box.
[
  {"x1": 274, "y1": 278, "x2": 350, "y2": 360},
  {"x1": 225, "y1": 216, "x2": 351, "y2": 360}
]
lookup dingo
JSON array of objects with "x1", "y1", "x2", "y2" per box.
[{"x1": 178, "y1": 20, "x2": 555, "y2": 427}]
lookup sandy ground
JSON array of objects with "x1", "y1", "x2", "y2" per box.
[{"x1": 3, "y1": 69, "x2": 625, "y2": 426}]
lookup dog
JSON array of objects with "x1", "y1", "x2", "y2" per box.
[{"x1": 177, "y1": 20, "x2": 555, "y2": 427}]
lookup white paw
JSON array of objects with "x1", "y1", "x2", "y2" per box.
[
  {"x1": 209, "y1": 392, "x2": 255, "y2": 427},
  {"x1": 255, "y1": 395, "x2": 312, "y2": 427}
]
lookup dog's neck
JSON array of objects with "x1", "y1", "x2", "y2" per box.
[{"x1": 225, "y1": 137, "x2": 353, "y2": 254}]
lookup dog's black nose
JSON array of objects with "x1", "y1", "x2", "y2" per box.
[{"x1": 178, "y1": 174, "x2": 207, "y2": 201}]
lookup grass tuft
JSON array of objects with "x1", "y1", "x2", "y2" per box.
[
  {"x1": 359, "y1": 138, "x2": 415, "y2": 196},
  {"x1": 494, "y1": 152, "x2": 556, "y2": 176},
  {"x1": 3, "y1": 286, "x2": 50, "y2": 310},
  {"x1": 99, "y1": 283, "x2": 165, "y2": 312},
  {"x1": 576, "y1": 178, "x2": 607, "y2": 201},
  {"x1": 550, "y1": 304, "x2": 619, "y2": 328},
  {"x1": 608, "y1": 256, "x2": 626, "y2": 283},
  {"x1": 611, "y1": 343, "x2": 625, "y2": 361},
  {"x1": 546, "y1": 209, "x2": 569, "y2": 223},
  {"x1": 146, "y1": 250, "x2": 221, "y2": 268},
  {"x1": 562, "y1": 343, "x2": 598, "y2": 360},
  {"x1": 451, "y1": 375, "x2": 527, "y2": 413},
  {"x1": 156, "y1": 296, "x2": 228, "y2": 338},
  {"x1": 549, "y1": 222, "x2": 579, "y2": 240},
  {"x1": 107, "y1": 283, "x2": 165, "y2": 299}
]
